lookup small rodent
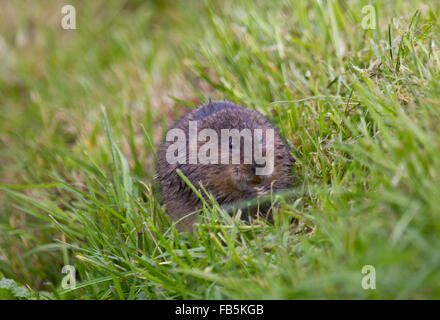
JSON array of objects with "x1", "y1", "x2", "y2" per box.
[{"x1": 158, "y1": 100, "x2": 293, "y2": 229}]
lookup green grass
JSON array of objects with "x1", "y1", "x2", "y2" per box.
[{"x1": 0, "y1": 0, "x2": 439, "y2": 299}]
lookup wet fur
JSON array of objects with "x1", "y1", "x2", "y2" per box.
[{"x1": 157, "y1": 100, "x2": 293, "y2": 229}]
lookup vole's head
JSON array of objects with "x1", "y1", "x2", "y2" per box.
[{"x1": 191, "y1": 103, "x2": 293, "y2": 202}]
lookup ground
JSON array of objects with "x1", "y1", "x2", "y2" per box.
[{"x1": 0, "y1": 0, "x2": 439, "y2": 299}]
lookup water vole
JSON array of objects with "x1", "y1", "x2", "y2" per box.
[{"x1": 158, "y1": 100, "x2": 293, "y2": 228}]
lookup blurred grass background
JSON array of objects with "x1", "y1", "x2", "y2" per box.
[{"x1": 0, "y1": 0, "x2": 439, "y2": 299}]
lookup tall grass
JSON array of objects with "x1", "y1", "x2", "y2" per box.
[{"x1": 0, "y1": 0, "x2": 439, "y2": 299}]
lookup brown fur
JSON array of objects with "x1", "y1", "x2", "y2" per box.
[{"x1": 157, "y1": 100, "x2": 293, "y2": 229}]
